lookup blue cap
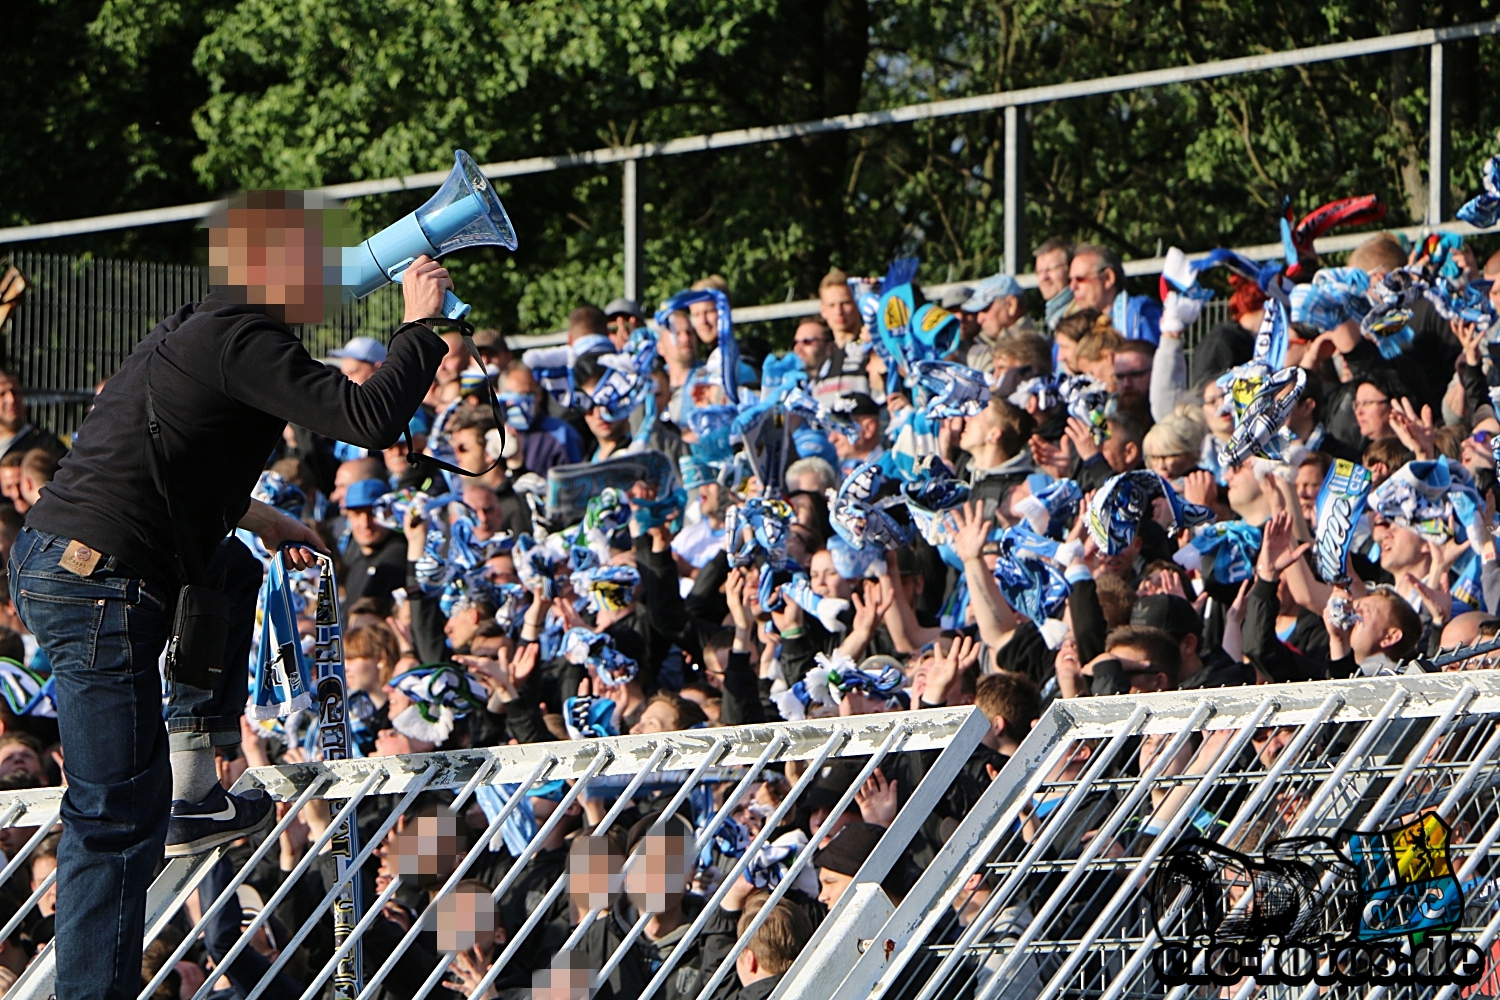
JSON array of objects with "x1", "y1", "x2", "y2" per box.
[
  {"x1": 407, "y1": 407, "x2": 434, "y2": 437},
  {"x1": 330, "y1": 336, "x2": 387, "y2": 364},
  {"x1": 961, "y1": 274, "x2": 1024, "y2": 313},
  {"x1": 342, "y1": 478, "x2": 389, "y2": 510}
]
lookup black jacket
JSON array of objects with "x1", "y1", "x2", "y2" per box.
[{"x1": 29, "y1": 292, "x2": 446, "y2": 589}]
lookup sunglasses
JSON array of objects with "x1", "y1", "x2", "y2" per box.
[{"x1": 1474, "y1": 430, "x2": 1496, "y2": 446}]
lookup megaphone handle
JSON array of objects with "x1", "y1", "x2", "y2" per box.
[{"x1": 441, "y1": 290, "x2": 472, "y2": 321}]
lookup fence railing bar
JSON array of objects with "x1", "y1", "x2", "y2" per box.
[
  {"x1": 1029, "y1": 697, "x2": 1278, "y2": 1000},
  {"x1": 186, "y1": 768, "x2": 388, "y2": 1000},
  {"x1": 355, "y1": 751, "x2": 597, "y2": 1000},
  {"x1": 693, "y1": 724, "x2": 912, "y2": 1000},
  {"x1": 244, "y1": 762, "x2": 451, "y2": 1000},
  {"x1": 944, "y1": 701, "x2": 1214, "y2": 1000},
  {"x1": 636, "y1": 729, "x2": 850, "y2": 1000},
  {"x1": 1097, "y1": 691, "x2": 1347, "y2": 1000},
  {"x1": 138, "y1": 773, "x2": 335, "y2": 1000},
  {"x1": 913, "y1": 704, "x2": 1155, "y2": 1000},
  {"x1": 586, "y1": 734, "x2": 792, "y2": 988}
]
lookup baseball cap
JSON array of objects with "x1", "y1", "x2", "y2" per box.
[
  {"x1": 603, "y1": 298, "x2": 646, "y2": 321},
  {"x1": 833, "y1": 392, "x2": 880, "y2": 418},
  {"x1": 471, "y1": 328, "x2": 508, "y2": 353},
  {"x1": 961, "y1": 274, "x2": 1025, "y2": 313},
  {"x1": 939, "y1": 286, "x2": 974, "y2": 311},
  {"x1": 330, "y1": 336, "x2": 387, "y2": 364},
  {"x1": 1130, "y1": 594, "x2": 1203, "y2": 642},
  {"x1": 342, "y1": 478, "x2": 389, "y2": 510}
]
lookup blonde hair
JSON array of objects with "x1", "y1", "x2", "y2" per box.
[{"x1": 1144, "y1": 414, "x2": 1206, "y2": 458}]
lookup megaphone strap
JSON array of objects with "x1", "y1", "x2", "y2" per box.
[{"x1": 399, "y1": 315, "x2": 512, "y2": 481}]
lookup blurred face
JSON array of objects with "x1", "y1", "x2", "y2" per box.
[
  {"x1": 626, "y1": 833, "x2": 690, "y2": 913},
  {"x1": 444, "y1": 603, "x2": 483, "y2": 650},
  {"x1": 631, "y1": 701, "x2": 680, "y2": 735},
  {"x1": 658, "y1": 314, "x2": 696, "y2": 368},
  {"x1": 809, "y1": 549, "x2": 854, "y2": 600},
  {"x1": 451, "y1": 427, "x2": 490, "y2": 474},
  {"x1": 1068, "y1": 252, "x2": 1116, "y2": 311},
  {"x1": 344, "y1": 507, "x2": 389, "y2": 549},
  {"x1": 834, "y1": 415, "x2": 879, "y2": 459},
  {"x1": 1201, "y1": 383, "x2": 1233, "y2": 437},
  {"x1": 1109, "y1": 643, "x2": 1171, "y2": 693},
  {"x1": 569, "y1": 837, "x2": 623, "y2": 914},
  {"x1": 208, "y1": 208, "x2": 336, "y2": 324},
  {"x1": 437, "y1": 332, "x2": 467, "y2": 386},
  {"x1": 463, "y1": 485, "x2": 505, "y2": 539},
  {"x1": 689, "y1": 300, "x2": 719, "y2": 345},
  {"x1": 0, "y1": 743, "x2": 42, "y2": 780},
  {"x1": 1349, "y1": 595, "x2": 1398, "y2": 659},
  {"x1": 345, "y1": 656, "x2": 382, "y2": 694},
  {"x1": 1114, "y1": 351, "x2": 1152, "y2": 398},
  {"x1": 978, "y1": 295, "x2": 1024, "y2": 337},
  {"x1": 793, "y1": 321, "x2": 834, "y2": 372},
  {"x1": 30, "y1": 854, "x2": 56, "y2": 917},
  {"x1": 0, "y1": 375, "x2": 23, "y2": 433},
  {"x1": 1100, "y1": 423, "x2": 1139, "y2": 473},
  {"x1": 1035, "y1": 249, "x2": 1071, "y2": 301},
  {"x1": 1294, "y1": 462, "x2": 1324, "y2": 524},
  {"x1": 1465, "y1": 419, "x2": 1500, "y2": 478},
  {"x1": 819, "y1": 283, "x2": 860, "y2": 336},
  {"x1": 1353, "y1": 384, "x2": 1393, "y2": 440},
  {"x1": 1055, "y1": 335, "x2": 1080, "y2": 375},
  {"x1": 1146, "y1": 450, "x2": 1197, "y2": 479},
  {"x1": 1225, "y1": 462, "x2": 1264, "y2": 516},
  {"x1": 607, "y1": 313, "x2": 639, "y2": 348},
  {"x1": 959, "y1": 408, "x2": 995, "y2": 454},
  {"x1": 339, "y1": 357, "x2": 378, "y2": 384}
]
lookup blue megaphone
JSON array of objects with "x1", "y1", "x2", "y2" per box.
[{"x1": 343, "y1": 150, "x2": 517, "y2": 320}]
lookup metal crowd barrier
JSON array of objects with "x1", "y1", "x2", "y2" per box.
[
  {"x1": 6, "y1": 666, "x2": 1500, "y2": 999},
  {"x1": 0, "y1": 706, "x2": 987, "y2": 1000}
]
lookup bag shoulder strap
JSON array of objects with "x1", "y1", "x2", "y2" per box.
[
  {"x1": 144, "y1": 350, "x2": 210, "y2": 587},
  {"x1": 400, "y1": 317, "x2": 512, "y2": 481}
]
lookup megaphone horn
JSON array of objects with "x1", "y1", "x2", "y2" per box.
[{"x1": 343, "y1": 150, "x2": 518, "y2": 320}]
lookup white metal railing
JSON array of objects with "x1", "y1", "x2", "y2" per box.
[
  {"x1": 7, "y1": 664, "x2": 1500, "y2": 999},
  {"x1": 802, "y1": 668, "x2": 1500, "y2": 1000},
  {"x1": 0, "y1": 706, "x2": 987, "y2": 1000}
]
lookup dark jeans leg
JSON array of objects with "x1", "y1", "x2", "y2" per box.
[
  {"x1": 10, "y1": 527, "x2": 172, "y2": 1000},
  {"x1": 164, "y1": 535, "x2": 261, "y2": 751}
]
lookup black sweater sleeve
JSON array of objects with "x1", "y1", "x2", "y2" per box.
[
  {"x1": 1069, "y1": 578, "x2": 1109, "y2": 665},
  {"x1": 719, "y1": 650, "x2": 765, "y2": 725},
  {"x1": 505, "y1": 672, "x2": 558, "y2": 744},
  {"x1": 1243, "y1": 578, "x2": 1326, "y2": 682},
  {"x1": 406, "y1": 561, "x2": 450, "y2": 665},
  {"x1": 634, "y1": 535, "x2": 690, "y2": 677},
  {"x1": 221, "y1": 322, "x2": 448, "y2": 449}
]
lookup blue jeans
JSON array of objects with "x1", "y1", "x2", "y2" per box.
[{"x1": 10, "y1": 528, "x2": 261, "y2": 1000}]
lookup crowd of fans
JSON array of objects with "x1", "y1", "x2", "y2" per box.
[{"x1": 4, "y1": 179, "x2": 1500, "y2": 997}]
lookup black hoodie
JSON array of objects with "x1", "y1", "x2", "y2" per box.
[{"x1": 29, "y1": 293, "x2": 446, "y2": 590}]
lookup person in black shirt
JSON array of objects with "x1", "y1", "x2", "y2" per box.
[
  {"x1": 14, "y1": 193, "x2": 452, "y2": 1000},
  {"x1": 338, "y1": 476, "x2": 407, "y2": 612}
]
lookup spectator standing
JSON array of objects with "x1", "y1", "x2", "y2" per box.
[
  {"x1": 961, "y1": 274, "x2": 1034, "y2": 374},
  {"x1": 1068, "y1": 244, "x2": 1162, "y2": 345},
  {"x1": 604, "y1": 298, "x2": 646, "y2": 350},
  {"x1": 0, "y1": 369, "x2": 65, "y2": 461},
  {"x1": 1033, "y1": 237, "x2": 1075, "y2": 332},
  {"x1": 339, "y1": 478, "x2": 406, "y2": 611}
]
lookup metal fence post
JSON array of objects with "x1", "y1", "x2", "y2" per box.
[
  {"x1": 1429, "y1": 41, "x2": 1446, "y2": 226},
  {"x1": 1003, "y1": 106, "x2": 1025, "y2": 275},
  {"x1": 623, "y1": 157, "x2": 642, "y2": 302}
]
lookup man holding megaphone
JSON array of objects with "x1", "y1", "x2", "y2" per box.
[{"x1": 12, "y1": 190, "x2": 457, "y2": 1000}]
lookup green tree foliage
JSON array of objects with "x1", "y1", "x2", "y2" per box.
[{"x1": 6, "y1": 0, "x2": 1500, "y2": 332}]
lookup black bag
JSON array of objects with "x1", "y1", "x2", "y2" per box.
[{"x1": 145, "y1": 352, "x2": 231, "y2": 690}]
